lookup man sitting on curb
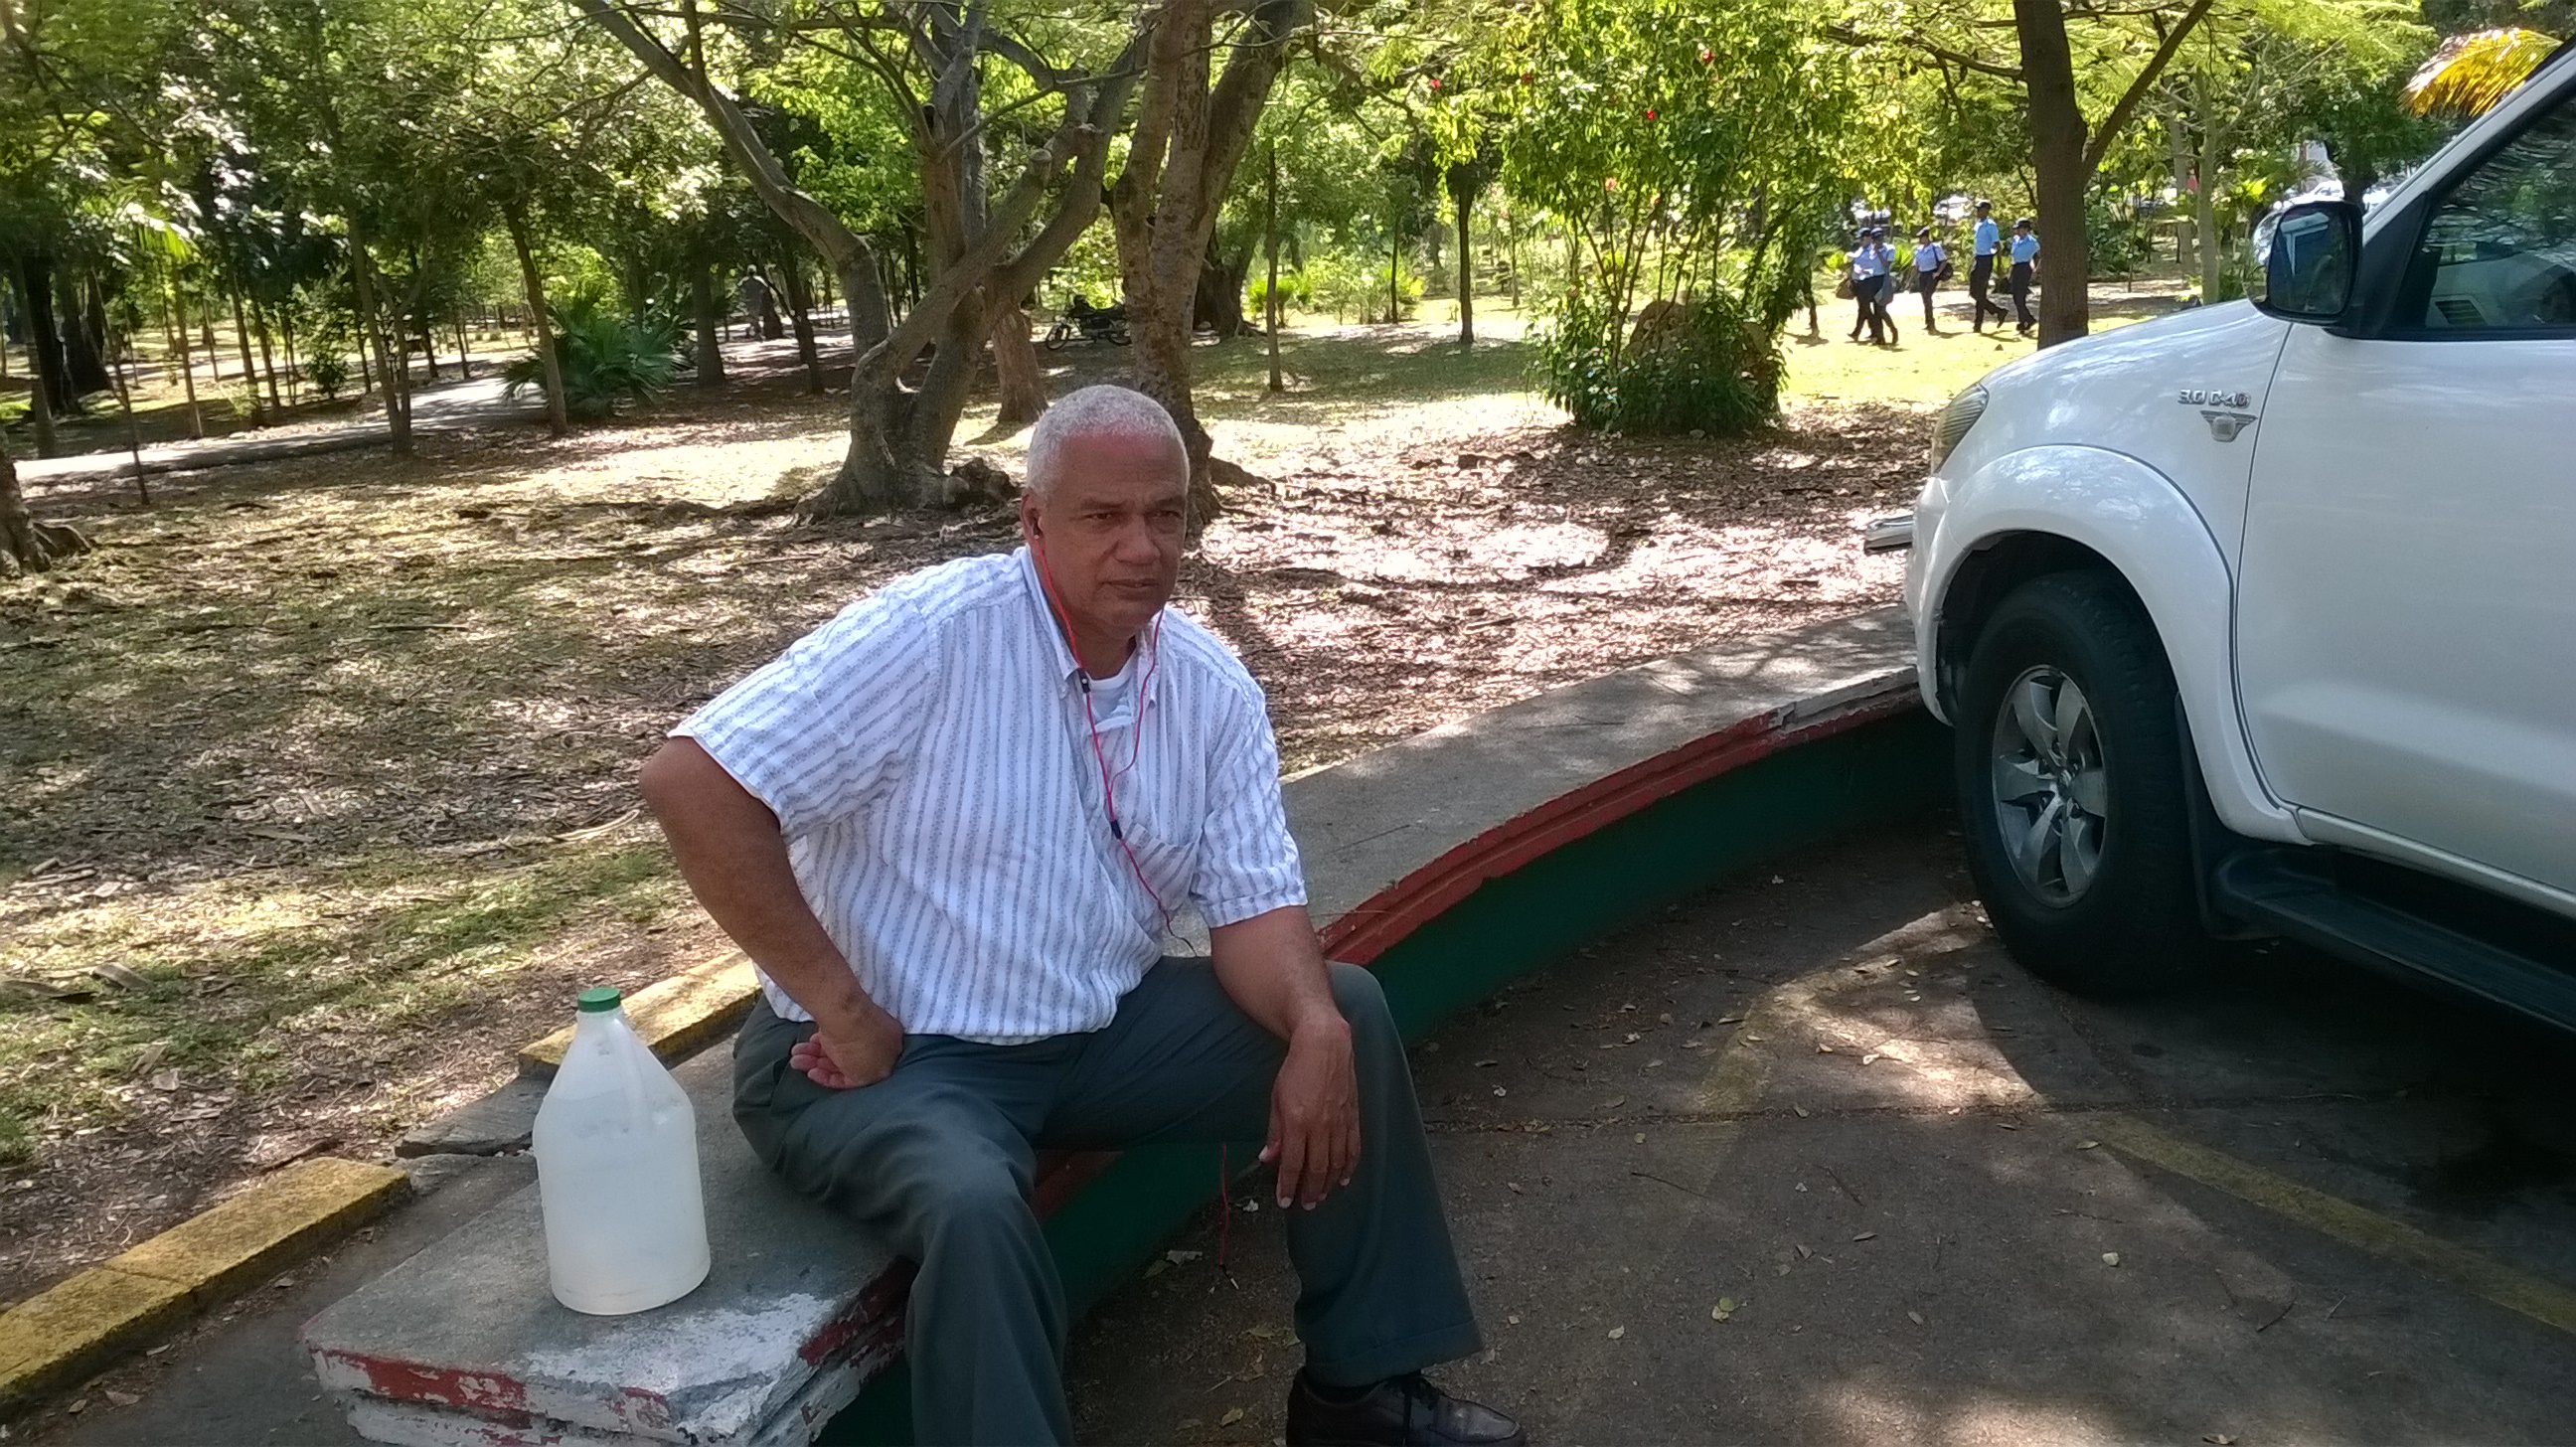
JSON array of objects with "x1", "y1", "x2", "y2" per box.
[{"x1": 638, "y1": 385, "x2": 1524, "y2": 1447}]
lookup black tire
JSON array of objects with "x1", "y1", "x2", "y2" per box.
[
  {"x1": 1108, "y1": 324, "x2": 1131, "y2": 346},
  {"x1": 1044, "y1": 324, "x2": 1070, "y2": 351},
  {"x1": 1954, "y1": 570, "x2": 2211, "y2": 995}
]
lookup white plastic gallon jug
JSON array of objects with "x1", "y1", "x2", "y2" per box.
[{"x1": 532, "y1": 986, "x2": 711, "y2": 1314}]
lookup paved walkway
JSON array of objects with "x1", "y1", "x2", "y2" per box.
[
  {"x1": 17, "y1": 335, "x2": 843, "y2": 490},
  {"x1": 1069, "y1": 819, "x2": 2576, "y2": 1445}
]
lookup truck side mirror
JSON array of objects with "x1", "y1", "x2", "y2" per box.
[{"x1": 2256, "y1": 201, "x2": 2362, "y2": 323}]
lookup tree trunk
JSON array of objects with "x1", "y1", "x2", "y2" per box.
[
  {"x1": 2014, "y1": 0, "x2": 2091, "y2": 346},
  {"x1": 1453, "y1": 178, "x2": 1475, "y2": 348},
  {"x1": 1, "y1": 444, "x2": 90, "y2": 577},
  {"x1": 1266, "y1": 140, "x2": 1283, "y2": 394},
  {"x1": 24, "y1": 256, "x2": 81, "y2": 416},
  {"x1": 2168, "y1": 111, "x2": 2196, "y2": 278},
  {"x1": 227, "y1": 276, "x2": 266, "y2": 425},
  {"x1": 61, "y1": 273, "x2": 110, "y2": 397},
  {"x1": 507, "y1": 207, "x2": 569, "y2": 437},
  {"x1": 1387, "y1": 228, "x2": 1400, "y2": 325},
  {"x1": 13, "y1": 260, "x2": 63, "y2": 455},
  {"x1": 778, "y1": 254, "x2": 823, "y2": 392},
  {"x1": 691, "y1": 265, "x2": 725, "y2": 388},
  {"x1": 347, "y1": 220, "x2": 411, "y2": 453},
  {"x1": 106, "y1": 326, "x2": 150, "y2": 504},
  {"x1": 1110, "y1": 0, "x2": 1314, "y2": 525},
  {"x1": 2195, "y1": 75, "x2": 2224, "y2": 302},
  {"x1": 164, "y1": 279, "x2": 203, "y2": 438},
  {"x1": 279, "y1": 305, "x2": 302, "y2": 404},
  {"x1": 252, "y1": 299, "x2": 285, "y2": 414},
  {"x1": 990, "y1": 300, "x2": 1047, "y2": 430}
]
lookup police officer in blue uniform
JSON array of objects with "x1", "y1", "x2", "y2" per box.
[
  {"x1": 2009, "y1": 217, "x2": 2041, "y2": 336},
  {"x1": 1968, "y1": 201, "x2": 2010, "y2": 331}
]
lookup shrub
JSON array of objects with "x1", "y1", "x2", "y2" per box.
[
  {"x1": 1246, "y1": 267, "x2": 1314, "y2": 314},
  {"x1": 1536, "y1": 288, "x2": 1779, "y2": 436},
  {"x1": 305, "y1": 351, "x2": 352, "y2": 401},
  {"x1": 2087, "y1": 193, "x2": 2156, "y2": 279},
  {"x1": 503, "y1": 301, "x2": 682, "y2": 418}
]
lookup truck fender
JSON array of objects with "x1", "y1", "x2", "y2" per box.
[{"x1": 1917, "y1": 443, "x2": 2302, "y2": 844}]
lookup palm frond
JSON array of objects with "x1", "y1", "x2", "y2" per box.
[{"x1": 2404, "y1": 28, "x2": 2559, "y2": 118}]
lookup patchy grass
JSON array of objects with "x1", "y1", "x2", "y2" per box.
[{"x1": 1, "y1": 317, "x2": 1926, "y2": 1303}]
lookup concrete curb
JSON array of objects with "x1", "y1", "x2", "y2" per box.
[
  {"x1": 517, "y1": 953, "x2": 759, "y2": 1078},
  {"x1": 0, "y1": 1158, "x2": 406, "y2": 1417},
  {"x1": 296, "y1": 609, "x2": 1936, "y2": 1447}
]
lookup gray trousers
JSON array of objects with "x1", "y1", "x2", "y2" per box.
[{"x1": 731, "y1": 959, "x2": 1482, "y2": 1446}]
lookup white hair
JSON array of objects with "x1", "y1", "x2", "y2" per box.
[{"x1": 1023, "y1": 385, "x2": 1187, "y2": 500}]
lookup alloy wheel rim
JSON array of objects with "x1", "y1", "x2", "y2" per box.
[{"x1": 1988, "y1": 665, "x2": 2111, "y2": 905}]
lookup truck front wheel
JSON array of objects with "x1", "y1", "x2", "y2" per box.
[{"x1": 1954, "y1": 571, "x2": 2210, "y2": 995}]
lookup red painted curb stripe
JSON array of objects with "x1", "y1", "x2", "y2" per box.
[{"x1": 1319, "y1": 684, "x2": 1919, "y2": 967}]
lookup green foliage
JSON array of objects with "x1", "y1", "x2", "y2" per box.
[
  {"x1": 1247, "y1": 267, "x2": 1315, "y2": 311},
  {"x1": 1537, "y1": 288, "x2": 1778, "y2": 434},
  {"x1": 293, "y1": 288, "x2": 363, "y2": 400},
  {"x1": 2086, "y1": 193, "x2": 2156, "y2": 279},
  {"x1": 1496, "y1": 0, "x2": 1852, "y2": 433},
  {"x1": 1301, "y1": 248, "x2": 1423, "y2": 323},
  {"x1": 502, "y1": 300, "x2": 682, "y2": 417}
]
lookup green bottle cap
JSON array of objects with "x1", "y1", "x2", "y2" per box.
[{"x1": 576, "y1": 986, "x2": 623, "y2": 1014}]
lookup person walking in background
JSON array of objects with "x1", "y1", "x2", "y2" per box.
[
  {"x1": 1910, "y1": 226, "x2": 1949, "y2": 334},
  {"x1": 1847, "y1": 229, "x2": 1896, "y2": 345},
  {"x1": 2009, "y1": 218, "x2": 2041, "y2": 337},
  {"x1": 1968, "y1": 201, "x2": 2010, "y2": 331}
]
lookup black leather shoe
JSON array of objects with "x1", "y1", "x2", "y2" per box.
[{"x1": 1285, "y1": 1369, "x2": 1528, "y2": 1446}]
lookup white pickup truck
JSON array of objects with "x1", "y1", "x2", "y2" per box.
[{"x1": 1888, "y1": 43, "x2": 2576, "y2": 1025}]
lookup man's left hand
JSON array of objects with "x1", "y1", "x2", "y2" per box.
[{"x1": 1263, "y1": 1012, "x2": 1360, "y2": 1209}]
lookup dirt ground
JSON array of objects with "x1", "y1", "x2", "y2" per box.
[{"x1": 0, "y1": 324, "x2": 1920, "y2": 1307}]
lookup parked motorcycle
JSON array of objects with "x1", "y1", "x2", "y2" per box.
[{"x1": 1044, "y1": 298, "x2": 1131, "y2": 349}]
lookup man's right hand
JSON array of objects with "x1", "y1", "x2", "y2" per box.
[{"x1": 788, "y1": 1004, "x2": 904, "y2": 1089}]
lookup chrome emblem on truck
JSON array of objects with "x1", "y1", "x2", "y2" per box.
[
  {"x1": 2199, "y1": 409, "x2": 2258, "y2": 442},
  {"x1": 2178, "y1": 389, "x2": 2250, "y2": 407}
]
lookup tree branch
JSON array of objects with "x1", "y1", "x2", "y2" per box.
[
  {"x1": 570, "y1": 0, "x2": 876, "y2": 281},
  {"x1": 1822, "y1": 22, "x2": 2025, "y2": 82},
  {"x1": 2084, "y1": 0, "x2": 2216, "y2": 174}
]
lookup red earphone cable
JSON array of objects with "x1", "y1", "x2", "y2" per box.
[{"x1": 1032, "y1": 540, "x2": 1177, "y2": 942}]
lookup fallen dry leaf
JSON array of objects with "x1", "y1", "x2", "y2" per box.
[
  {"x1": 1219, "y1": 1407, "x2": 1245, "y2": 1427},
  {"x1": 1907, "y1": 1311, "x2": 1925, "y2": 1326},
  {"x1": 1852, "y1": 1231, "x2": 1877, "y2": 1241},
  {"x1": 103, "y1": 1389, "x2": 139, "y2": 1407},
  {"x1": 1607, "y1": 1326, "x2": 1626, "y2": 1340},
  {"x1": 1793, "y1": 1105, "x2": 1811, "y2": 1118},
  {"x1": 2103, "y1": 1252, "x2": 2122, "y2": 1268}
]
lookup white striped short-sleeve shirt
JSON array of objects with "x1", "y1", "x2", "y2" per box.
[{"x1": 673, "y1": 549, "x2": 1307, "y2": 1044}]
